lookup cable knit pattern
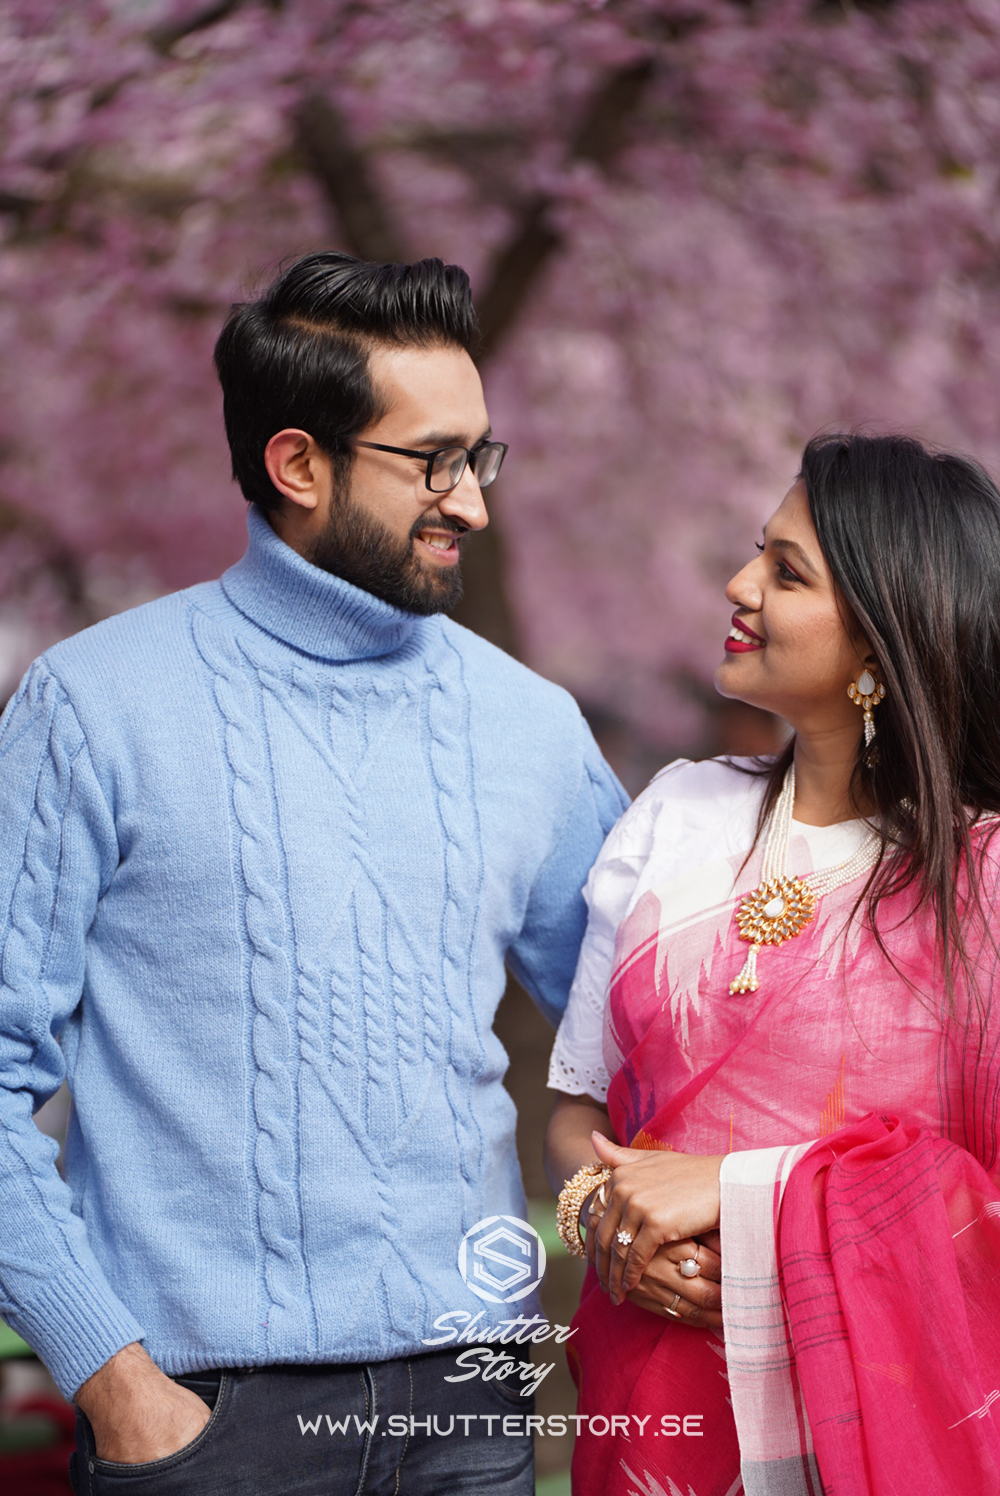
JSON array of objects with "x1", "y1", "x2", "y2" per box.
[
  {"x1": 1, "y1": 673, "x2": 78, "y2": 1054},
  {"x1": 0, "y1": 668, "x2": 144, "y2": 1394},
  {"x1": 244, "y1": 652, "x2": 440, "y2": 1339},
  {"x1": 190, "y1": 606, "x2": 312, "y2": 1358},
  {"x1": 425, "y1": 640, "x2": 486, "y2": 1218},
  {"x1": 0, "y1": 506, "x2": 627, "y2": 1394},
  {"x1": 388, "y1": 917, "x2": 419, "y2": 1075}
]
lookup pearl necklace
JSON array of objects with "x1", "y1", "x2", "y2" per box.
[{"x1": 729, "y1": 764, "x2": 881, "y2": 995}]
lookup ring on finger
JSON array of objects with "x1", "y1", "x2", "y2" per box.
[
  {"x1": 616, "y1": 1228, "x2": 633, "y2": 1247},
  {"x1": 664, "y1": 1292, "x2": 683, "y2": 1320},
  {"x1": 679, "y1": 1256, "x2": 700, "y2": 1279},
  {"x1": 597, "y1": 1182, "x2": 608, "y2": 1208}
]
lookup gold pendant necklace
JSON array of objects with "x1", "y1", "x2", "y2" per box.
[{"x1": 729, "y1": 765, "x2": 879, "y2": 995}]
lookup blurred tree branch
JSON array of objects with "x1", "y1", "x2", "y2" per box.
[
  {"x1": 458, "y1": 59, "x2": 655, "y2": 650},
  {"x1": 293, "y1": 60, "x2": 653, "y2": 655},
  {"x1": 476, "y1": 59, "x2": 655, "y2": 359},
  {"x1": 149, "y1": 1, "x2": 249, "y2": 56},
  {"x1": 293, "y1": 95, "x2": 409, "y2": 263},
  {"x1": 299, "y1": 60, "x2": 655, "y2": 356}
]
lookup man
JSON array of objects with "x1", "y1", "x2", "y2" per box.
[{"x1": 0, "y1": 252, "x2": 627, "y2": 1493}]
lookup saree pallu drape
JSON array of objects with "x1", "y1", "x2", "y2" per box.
[{"x1": 568, "y1": 827, "x2": 1000, "y2": 1496}]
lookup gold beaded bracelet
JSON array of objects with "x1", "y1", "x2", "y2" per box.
[{"x1": 555, "y1": 1162, "x2": 611, "y2": 1258}]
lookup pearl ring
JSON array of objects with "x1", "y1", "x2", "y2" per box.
[{"x1": 679, "y1": 1257, "x2": 700, "y2": 1278}]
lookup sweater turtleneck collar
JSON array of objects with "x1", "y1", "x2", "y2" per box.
[{"x1": 220, "y1": 506, "x2": 422, "y2": 663}]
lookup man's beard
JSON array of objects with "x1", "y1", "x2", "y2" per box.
[{"x1": 305, "y1": 494, "x2": 467, "y2": 616}]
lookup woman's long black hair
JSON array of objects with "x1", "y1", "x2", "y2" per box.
[{"x1": 753, "y1": 432, "x2": 1000, "y2": 1011}]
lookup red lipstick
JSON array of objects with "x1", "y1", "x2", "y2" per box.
[{"x1": 724, "y1": 612, "x2": 765, "y2": 653}]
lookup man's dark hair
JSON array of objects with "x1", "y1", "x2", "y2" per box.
[{"x1": 214, "y1": 252, "x2": 480, "y2": 511}]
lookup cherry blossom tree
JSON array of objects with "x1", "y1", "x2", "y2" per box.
[{"x1": 2, "y1": 0, "x2": 999, "y2": 764}]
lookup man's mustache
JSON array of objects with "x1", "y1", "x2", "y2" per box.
[{"x1": 407, "y1": 516, "x2": 471, "y2": 542}]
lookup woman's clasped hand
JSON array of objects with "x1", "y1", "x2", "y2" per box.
[{"x1": 583, "y1": 1132, "x2": 725, "y2": 1327}]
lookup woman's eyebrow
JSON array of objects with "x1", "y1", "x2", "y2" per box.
[{"x1": 769, "y1": 536, "x2": 818, "y2": 577}]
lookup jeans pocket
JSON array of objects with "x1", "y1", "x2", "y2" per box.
[
  {"x1": 83, "y1": 1371, "x2": 229, "y2": 1487},
  {"x1": 484, "y1": 1368, "x2": 536, "y2": 1408},
  {"x1": 171, "y1": 1370, "x2": 223, "y2": 1411}
]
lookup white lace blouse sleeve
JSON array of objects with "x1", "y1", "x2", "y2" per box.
[{"x1": 548, "y1": 774, "x2": 668, "y2": 1102}]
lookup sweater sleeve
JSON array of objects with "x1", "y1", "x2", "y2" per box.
[
  {"x1": 0, "y1": 661, "x2": 145, "y2": 1397},
  {"x1": 506, "y1": 716, "x2": 629, "y2": 1028}
]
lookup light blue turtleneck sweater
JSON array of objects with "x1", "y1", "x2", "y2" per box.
[{"x1": 0, "y1": 508, "x2": 626, "y2": 1398}]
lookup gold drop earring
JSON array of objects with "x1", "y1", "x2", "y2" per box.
[{"x1": 848, "y1": 667, "x2": 885, "y2": 747}]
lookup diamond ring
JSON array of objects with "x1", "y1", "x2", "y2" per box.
[
  {"x1": 679, "y1": 1257, "x2": 700, "y2": 1278},
  {"x1": 616, "y1": 1229, "x2": 633, "y2": 1246}
]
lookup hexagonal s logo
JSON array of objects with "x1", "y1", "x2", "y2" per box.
[{"x1": 458, "y1": 1215, "x2": 546, "y2": 1304}]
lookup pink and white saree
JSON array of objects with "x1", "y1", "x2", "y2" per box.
[{"x1": 553, "y1": 759, "x2": 1000, "y2": 1496}]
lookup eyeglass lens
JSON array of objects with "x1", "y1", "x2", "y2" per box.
[
  {"x1": 428, "y1": 442, "x2": 506, "y2": 493},
  {"x1": 429, "y1": 448, "x2": 469, "y2": 493},
  {"x1": 472, "y1": 442, "x2": 506, "y2": 487}
]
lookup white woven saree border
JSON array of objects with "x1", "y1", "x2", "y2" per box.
[{"x1": 720, "y1": 1142, "x2": 819, "y2": 1495}]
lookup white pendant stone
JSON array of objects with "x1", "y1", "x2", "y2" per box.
[
  {"x1": 763, "y1": 894, "x2": 786, "y2": 919},
  {"x1": 856, "y1": 670, "x2": 876, "y2": 696}
]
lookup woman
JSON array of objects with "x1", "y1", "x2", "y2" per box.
[{"x1": 545, "y1": 433, "x2": 1000, "y2": 1496}]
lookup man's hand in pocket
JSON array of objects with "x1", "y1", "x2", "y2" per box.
[{"x1": 75, "y1": 1342, "x2": 211, "y2": 1464}]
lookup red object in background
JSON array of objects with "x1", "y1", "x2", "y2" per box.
[{"x1": 0, "y1": 1395, "x2": 76, "y2": 1495}]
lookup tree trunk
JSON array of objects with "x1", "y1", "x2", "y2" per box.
[
  {"x1": 294, "y1": 94, "x2": 408, "y2": 264},
  {"x1": 448, "y1": 490, "x2": 519, "y2": 655}
]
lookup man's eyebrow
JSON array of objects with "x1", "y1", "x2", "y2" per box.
[
  {"x1": 768, "y1": 536, "x2": 819, "y2": 576},
  {"x1": 414, "y1": 426, "x2": 492, "y2": 448}
]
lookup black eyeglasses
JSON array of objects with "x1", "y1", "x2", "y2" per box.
[{"x1": 354, "y1": 437, "x2": 508, "y2": 494}]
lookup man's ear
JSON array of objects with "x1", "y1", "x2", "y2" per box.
[{"x1": 263, "y1": 429, "x2": 329, "y2": 511}]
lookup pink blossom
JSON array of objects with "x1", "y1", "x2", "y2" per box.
[{"x1": 1, "y1": 0, "x2": 999, "y2": 756}]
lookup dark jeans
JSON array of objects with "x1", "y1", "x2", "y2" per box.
[{"x1": 70, "y1": 1348, "x2": 535, "y2": 1495}]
